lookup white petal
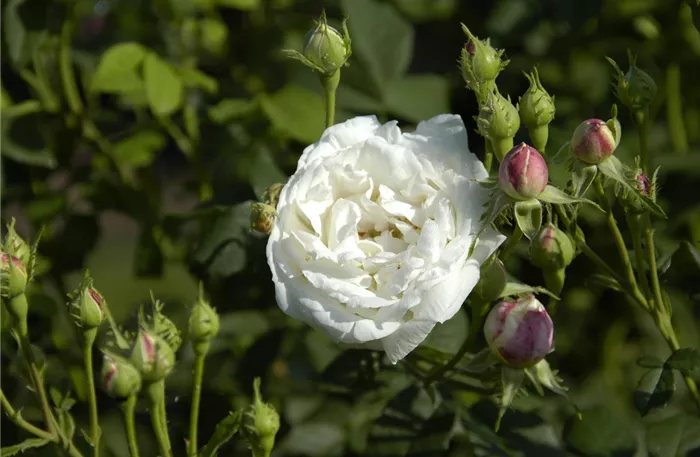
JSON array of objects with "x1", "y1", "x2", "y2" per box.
[
  {"x1": 416, "y1": 219, "x2": 443, "y2": 264},
  {"x1": 412, "y1": 260, "x2": 481, "y2": 323},
  {"x1": 381, "y1": 320, "x2": 436, "y2": 364}
]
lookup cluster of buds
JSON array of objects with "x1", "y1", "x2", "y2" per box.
[
  {"x1": 460, "y1": 25, "x2": 509, "y2": 103},
  {"x1": 484, "y1": 295, "x2": 553, "y2": 368},
  {"x1": 283, "y1": 11, "x2": 352, "y2": 77},
  {"x1": 518, "y1": 68, "x2": 556, "y2": 153},
  {"x1": 477, "y1": 91, "x2": 521, "y2": 162},
  {"x1": 242, "y1": 378, "x2": 280, "y2": 457},
  {"x1": 189, "y1": 285, "x2": 220, "y2": 355}
]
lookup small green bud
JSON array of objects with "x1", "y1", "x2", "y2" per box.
[
  {"x1": 530, "y1": 223, "x2": 575, "y2": 271},
  {"x1": 242, "y1": 378, "x2": 280, "y2": 457},
  {"x1": 130, "y1": 330, "x2": 175, "y2": 382},
  {"x1": 101, "y1": 352, "x2": 142, "y2": 399},
  {"x1": 460, "y1": 24, "x2": 509, "y2": 101},
  {"x1": 606, "y1": 51, "x2": 657, "y2": 113},
  {"x1": 477, "y1": 91, "x2": 520, "y2": 161},
  {"x1": 189, "y1": 287, "x2": 220, "y2": 351},
  {"x1": 262, "y1": 183, "x2": 285, "y2": 210},
  {"x1": 67, "y1": 273, "x2": 105, "y2": 329},
  {"x1": 519, "y1": 68, "x2": 555, "y2": 152},
  {"x1": 473, "y1": 258, "x2": 507, "y2": 303},
  {"x1": 3, "y1": 220, "x2": 31, "y2": 265},
  {"x1": 250, "y1": 202, "x2": 276, "y2": 235},
  {"x1": 1, "y1": 252, "x2": 28, "y2": 299},
  {"x1": 284, "y1": 11, "x2": 351, "y2": 75}
]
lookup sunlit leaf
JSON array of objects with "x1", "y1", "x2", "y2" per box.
[{"x1": 143, "y1": 52, "x2": 184, "y2": 116}]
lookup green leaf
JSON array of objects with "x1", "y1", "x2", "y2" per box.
[
  {"x1": 181, "y1": 67, "x2": 218, "y2": 94},
  {"x1": 215, "y1": 0, "x2": 259, "y2": 10},
  {"x1": 190, "y1": 202, "x2": 252, "y2": 280},
  {"x1": 683, "y1": 241, "x2": 700, "y2": 271},
  {"x1": 514, "y1": 199, "x2": 542, "y2": 240},
  {"x1": 336, "y1": 85, "x2": 383, "y2": 113},
  {"x1": 501, "y1": 277, "x2": 560, "y2": 300},
  {"x1": 393, "y1": 0, "x2": 457, "y2": 22},
  {"x1": 90, "y1": 43, "x2": 146, "y2": 93},
  {"x1": 260, "y1": 85, "x2": 325, "y2": 144},
  {"x1": 1, "y1": 115, "x2": 56, "y2": 168},
  {"x1": 341, "y1": 0, "x2": 414, "y2": 91},
  {"x1": 496, "y1": 366, "x2": 525, "y2": 431},
  {"x1": 385, "y1": 75, "x2": 449, "y2": 124},
  {"x1": 280, "y1": 422, "x2": 345, "y2": 456},
  {"x1": 1, "y1": 438, "x2": 51, "y2": 456},
  {"x1": 538, "y1": 185, "x2": 603, "y2": 212},
  {"x1": 646, "y1": 413, "x2": 700, "y2": 457},
  {"x1": 634, "y1": 367, "x2": 676, "y2": 415},
  {"x1": 666, "y1": 348, "x2": 700, "y2": 377},
  {"x1": 208, "y1": 98, "x2": 258, "y2": 124},
  {"x1": 200, "y1": 410, "x2": 243, "y2": 457},
  {"x1": 637, "y1": 355, "x2": 665, "y2": 368},
  {"x1": 112, "y1": 130, "x2": 165, "y2": 168},
  {"x1": 565, "y1": 406, "x2": 636, "y2": 457},
  {"x1": 248, "y1": 143, "x2": 288, "y2": 200},
  {"x1": 422, "y1": 308, "x2": 468, "y2": 355},
  {"x1": 143, "y1": 52, "x2": 184, "y2": 116}
]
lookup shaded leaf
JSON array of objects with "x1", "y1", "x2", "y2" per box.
[
  {"x1": 261, "y1": 85, "x2": 325, "y2": 144},
  {"x1": 90, "y1": 42, "x2": 146, "y2": 93},
  {"x1": 564, "y1": 406, "x2": 636, "y2": 457},
  {"x1": 514, "y1": 199, "x2": 542, "y2": 240},
  {"x1": 181, "y1": 67, "x2": 218, "y2": 94},
  {"x1": 646, "y1": 413, "x2": 700, "y2": 457},
  {"x1": 539, "y1": 185, "x2": 603, "y2": 212},
  {"x1": 634, "y1": 367, "x2": 675, "y2": 415},
  {"x1": 280, "y1": 422, "x2": 345, "y2": 457},
  {"x1": 385, "y1": 75, "x2": 449, "y2": 124},
  {"x1": 666, "y1": 348, "x2": 700, "y2": 377},
  {"x1": 208, "y1": 98, "x2": 258, "y2": 124},
  {"x1": 134, "y1": 226, "x2": 164, "y2": 278},
  {"x1": 112, "y1": 130, "x2": 165, "y2": 168},
  {"x1": 422, "y1": 308, "x2": 468, "y2": 355},
  {"x1": 143, "y1": 52, "x2": 184, "y2": 116},
  {"x1": 200, "y1": 410, "x2": 243, "y2": 457},
  {"x1": 1, "y1": 438, "x2": 51, "y2": 456}
]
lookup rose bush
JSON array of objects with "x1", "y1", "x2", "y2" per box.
[{"x1": 266, "y1": 114, "x2": 505, "y2": 363}]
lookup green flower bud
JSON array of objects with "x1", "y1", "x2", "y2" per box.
[
  {"x1": 262, "y1": 183, "x2": 285, "y2": 210},
  {"x1": 518, "y1": 68, "x2": 555, "y2": 152},
  {"x1": 130, "y1": 330, "x2": 175, "y2": 383},
  {"x1": 1, "y1": 252, "x2": 28, "y2": 299},
  {"x1": 189, "y1": 288, "x2": 220, "y2": 352},
  {"x1": 67, "y1": 275, "x2": 105, "y2": 329},
  {"x1": 473, "y1": 258, "x2": 507, "y2": 303},
  {"x1": 101, "y1": 352, "x2": 142, "y2": 399},
  {"x1": 530, "y1": 223, "x2": 575, "y2": 271},
  {"x1": 606, "y1": 51, "x2": 657, "y2": 113},
  {"x1": 242, "y1": 378, "x2": 280, "y2": 457},
  {"x1": 250, "y1": 202, "x2": 276, "y2": 235},
  {"x1": 460, "y1": 24, "x2": 508, "y2": 100},
  {"x1": 3, "y1": 220, "x2": 31, "y2": 266},
  {"x1": 477, "y1": 91, "x2": 520, "y2": 161},
  {"x1": 282, "y1": 11, "x2": 351, "y2": 75}
]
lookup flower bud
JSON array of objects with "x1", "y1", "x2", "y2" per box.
[
  {"x1": 242, "y1": 378, "x2": 280, "y2": 457},
  {"x1": 68, "y1": 278, "x2": 105, "y2": 329},
  {"x1": 189, "y1": 292, "x2": 220, "y2": 352},
  {"x1": 3, "y1": 221, "x2": 31, "y2": 266},
  {"x1": 101, "y1": 353, "x2": 142, "y2": 399},
  {"x1": 498, "y1": 143, "x2": 549, "y2": 200},
  {"x1": 250, "y1": 203, "x2": 276, "y2": 235},
  {"x1": 477, "y1": 91, "x2": 521, "y2": 161},
  {"x1": 518, "y1": 68, "x2": 555, "y2": 152},
  {"x1": 571, "y1": 119, "x2": 618, "y2": 165},
  {"x1": 130, "y1": 330, "x2": 175, "y2": 383},
  {"x1": 607, "y1": 52, "x2": 657, "y2": 112},
  {"x1": 473, "y1": 259, "x2": 507, "y2": 303},
  {"x1": 483, "y1": 295, "x2": 553, "y2": 368},
  {"x1": 302, "y1": 12, "x2": 350, "y2": 75},
  {"x1": 530, "y1": 223, "x2": 575, "y2": 271},
  {"x1": 635, "y1": 172, "x2": 651, "y2": 197},
  {"x1": 262, "y1": 183, "x2": 285, "y2": 210},
  {"x1": 460, "y1": 25, "x2": 508, "y2": 99},
  {"x1": 1, "y1": 253, "x2": 28, "y2": 299}
]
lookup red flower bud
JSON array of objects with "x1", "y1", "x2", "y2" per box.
[
  {"x1": 571, "y1": 119, "x2": 617, "y2": 164},
  {"x1": 498, "y1": 143, "x2": 549, "y2": 200}
]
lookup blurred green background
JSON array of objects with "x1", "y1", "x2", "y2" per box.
[{"x1": 3, "y1": 0, "x2": 700, "y2": 455}]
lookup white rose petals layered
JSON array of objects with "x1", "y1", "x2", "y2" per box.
[{"x1": 266, "y1": 114, "x2": 505, "y2": 363}]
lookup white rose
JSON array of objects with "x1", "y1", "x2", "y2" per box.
[{"x1": 266, "y1": 114, "x2": 505, "y2": 363}]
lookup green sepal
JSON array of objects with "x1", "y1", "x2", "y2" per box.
[
  {"x1": 495, "y1": 366, "x2": 525, "y2": 431},
  {"x1": 598, "y1": 156, "x2": 666, "y2": 218},
  {"x1": 538, "y1": 185, "x2": 603, "y2": 212},
  {"x1": 514, "y1": 199, "x2": 542, "y2": 240}
]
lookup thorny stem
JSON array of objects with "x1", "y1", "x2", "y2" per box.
[
  {"x1": 83, "y1": 328, "x2": 100, "y2": 457},
  {"x1": 626, "y1": 213, "x2": 652, "y2": 302},
  {"x1": 188, "y1": 349, "x2": 208, "y2": 457},
  {"x1": 321, "y1": 70, "x2": 340, "y2": 128},
  {"x1": 120, "y1": 396, "x2": 141, "y2": 457},
  {"x1": 146, "y1": 381, "x2": 173, "y2": 457}
]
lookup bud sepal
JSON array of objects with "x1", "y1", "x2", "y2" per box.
[
  {"x1": 519, "y1": 68, "x2": 555, "y2": 152},
  {"x1": 283, "y1": 11, "x2": 351, "y2": 76},
  {"x1": 242, "y1": 378, "x2": 280, "y2": 457}
]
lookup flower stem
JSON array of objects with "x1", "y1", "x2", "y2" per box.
[
  {"x1": 1, "y1": 388, "x2": 54, "y2": 441},
  {"x1": 484, "y1": 140, "x2": 494, "y2": 174},
  {"x1": 626, "y1": 213, "x2": 652, "y2": 301},
  {"x1": 145, "y1": 381, "x2": 173, "y2": 457},
  {"x1": 59, "y1": 20, "x2": 83, "y2": 115},
  {"x1": 321, "y1": 70, "x2": 340, "y2": 128},
  {"x1": 666, "y1": 62, "x2": 688, "y2": 154},
  {"x1": 188, "y1": 350, "x2": 207, "y2": 457},
  {"x1": 83, "y1": 328, "x2": 100, "y2": 457},
  {"x1": 498, "y1": 225, "x2": 523, "y2": 262},
  {"x1": 120, "y1": 395, "x2": 141, "y2": 457},
  {"x1": 634, "y1": 109, "x2": 651, "y2": 174}
]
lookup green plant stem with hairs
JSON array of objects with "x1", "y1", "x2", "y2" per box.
[
  {"x1": 188, "y1": 347, "x2": 208, "y2": 457},
  {"x1": 82, "y1": 328, "x2": 100, "y2": 457},
  {"x1": 146, "y1": 381, "x2": 173, "y2": 457},
  {"x1": 120, "y1": 395, "x2": 141, "y2": 457},
  {"x1": 321, "y1": 70, "x2": 340, "y2": 128}
]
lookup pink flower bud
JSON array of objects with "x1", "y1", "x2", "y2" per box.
[
  {"x1": 483, "y1": 295, "x2": 553, "y2": 368},
  {"x1": 571, "y1": 119, "x2": 617, "y2": 164},
  {"x1": 636, "y1": 173, "x2": 650, "y2": 196},
  {"x1": 498, "y1": 143, "x2": 549, "y2": 200}
]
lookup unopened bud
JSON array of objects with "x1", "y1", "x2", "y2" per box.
[
  {"x1": 530, "y1": 223, "x2": 575, "y2": 271},
  {"x1": 477, "y1": 91, "x2": 520, "y2": 161},
  {"x1": 189, "y1": 291, "x2": 220, "y2": 352},
  {"x1": 519, "y1": 68, "x2": 555, "y2": 152},
  {"x1": 460, "y1": 25, "x2": 508, "y2": 99},
  {"x1": 484, "y1": 295, "x2": 553, "y2": 368},
  {"x1": 68, "y1": 276, "x2": 105, "y2": 329},
  {"x1": 571, "y1": 119, "x2": 618, "y2": 164},
  {"x1": 473, "y1": 259, "x2": 507, "y2": 303},
  {"x1": 101, "y1": 353, "x2": 142, "y2": 399},
  {"x1": 3, "y1": 221, "x2": 31, "y2": 265},
  {"x1": 130, "y1": 330, "x2": 175, "y2": 383},
  {"x1": 262, "y1": 183, "x2": 285, "y2": 209},
  {"x1": 250, "y1": 203, "x2": 276, "y2": 235},
  {"x1": 636, "y1": 173, "x2": 651, "y2": 197},
  {"x1": 301, "y1": 12, "x2": 350, "y2": 75},
  {"x1": 498, "y1": 143, "x2": 549, "y2": 200},
  {"x1": 1, "y1": 253, "x2": 28, "y2": 299},
  {"x1": 607, "y1": 52, "x2": 657, "y2": 113},
  {"x1": 242, "y1": 378, "x2": 280, "y2": 457}
]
